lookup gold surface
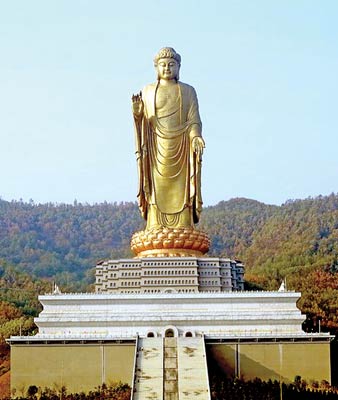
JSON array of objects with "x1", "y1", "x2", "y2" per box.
[
  {"x1": 11, "y1": 341, "x2": 331, "y2": 395},
  {"x1": 135, "y1": 248, "x2": 204, "y2": 258},
  {"x1": 10, "y1": 343, "x2": 135, "y2": 395},
  {"x1": 207, "y1": 342, "x2": 331, "y2": 383},
  {"x1": 132, "y1": 47, "x2": 205, "y2": 234},
  {"x1": 131, "y1": 227, "x2": 210, "y2": 257}
]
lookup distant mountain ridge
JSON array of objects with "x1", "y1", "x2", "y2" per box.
[{"x1": 0, "y1": 194, "x2": 337, "y2": 332}]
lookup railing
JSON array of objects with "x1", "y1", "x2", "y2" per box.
[
  {"x1": 130, "y1": 334, "x2": 139, "y2": 400},
  {"x1": 8, "y1": 333, "x2": 138, "y2": 341},
  {"x1": 42, "y1": 290, "x2": 298, "y2": 297},
  {"x1": 201, "y1": 334, "x2": 212, "y2": 400},
  {"x1": 162, "y1": 336, "x2": 165, "y2": 400}
]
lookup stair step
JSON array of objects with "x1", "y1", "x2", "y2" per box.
[{"x1": 132, "y1": 336, "x2": 210, "y2": 400}]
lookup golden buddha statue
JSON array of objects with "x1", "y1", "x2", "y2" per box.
[{"x1": 131, "y1": 47, "x2": 209, "y2": 257}]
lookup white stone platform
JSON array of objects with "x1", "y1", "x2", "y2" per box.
[
  {"x1": 34, "y1": 291, "x2": 308, "y2": 339},
  {"x1": 133, "y1": 337, "x2": 164, "y2": 400},
  {"x1": 177, "y1": 336, "x2": 210, "y2": 399},
  {"x1": 9, "y1": 289, "x2": 333, "y2": 393}
]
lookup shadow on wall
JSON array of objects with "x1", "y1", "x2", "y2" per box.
[{"x1": 206, "y1": 344, "x2": 288, "y2": 383}]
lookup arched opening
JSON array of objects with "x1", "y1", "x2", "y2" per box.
[
  {"x1": 165, "y1": 329, "x2": 174, "y2": 338},
  {"x1": 185, "y1": 331, "x2": 193, "y2": 337},
  {"x1": 162, "y1": 325, "x2": 179, "y2": 338},
  {"x1": 147, "y1": 332, "x2": 155, "y2": 337}
]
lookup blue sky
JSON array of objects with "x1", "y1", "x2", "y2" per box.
[{"x1": 1, "y1": 0, "x2": 337, "y2": 206}]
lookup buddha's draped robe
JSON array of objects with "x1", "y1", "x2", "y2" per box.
[{"x1": 134, "y1": 81, "x2": 203, "y2": 230}]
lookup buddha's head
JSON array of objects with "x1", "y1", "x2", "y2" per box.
[{"x1": 154, "y1": 47, "x2": 181, "y2": 81}]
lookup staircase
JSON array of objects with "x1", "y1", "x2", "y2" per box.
[
  {"x1": 133, "y1": 337, "x2": 164, "y2": 400},
  {"x1": 177, "y1": 336, "x2": 210, "y2": 399},
  {"x1": 132, "y1": 336, "x2": 210, "y2": 400},
  {"x1": 164, "y1": 337, "x2": 179, "y2": 400}
]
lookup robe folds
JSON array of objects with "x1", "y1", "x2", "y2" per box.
[{"x1": 134, "y1": 81, "x2": 203, "y2": 229}]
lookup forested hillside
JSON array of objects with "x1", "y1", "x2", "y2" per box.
[
  {"x1": 0, "y1": 194, "x2": 337, "y2": 333},
  {"x1": 0, "y1": 200, "x2": 142, "y2": 289}
]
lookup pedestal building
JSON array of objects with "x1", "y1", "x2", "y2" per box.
[
  {"x1": 95, "y1": 257, "x2": 244, "y2": 294},
  {"x1": 8, "y1": 255, "x2": 333, "y2": 399}
]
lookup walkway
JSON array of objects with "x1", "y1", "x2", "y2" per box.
[{"x1": 132, "y1": 336, "x2": 210, "y2": 400}]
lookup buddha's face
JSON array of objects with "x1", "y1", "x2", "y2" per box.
[{"x1": 156, "y1": 58, "x2": 180, "y2": 80}]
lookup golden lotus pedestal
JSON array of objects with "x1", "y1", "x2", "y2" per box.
[{"x1": 131, "y1": 227, "x2": 210, "y2": 257}]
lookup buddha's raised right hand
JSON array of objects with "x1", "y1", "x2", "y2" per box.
[{"x1": 132, "y1": 92, "x2": 144, "y2": 118}]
